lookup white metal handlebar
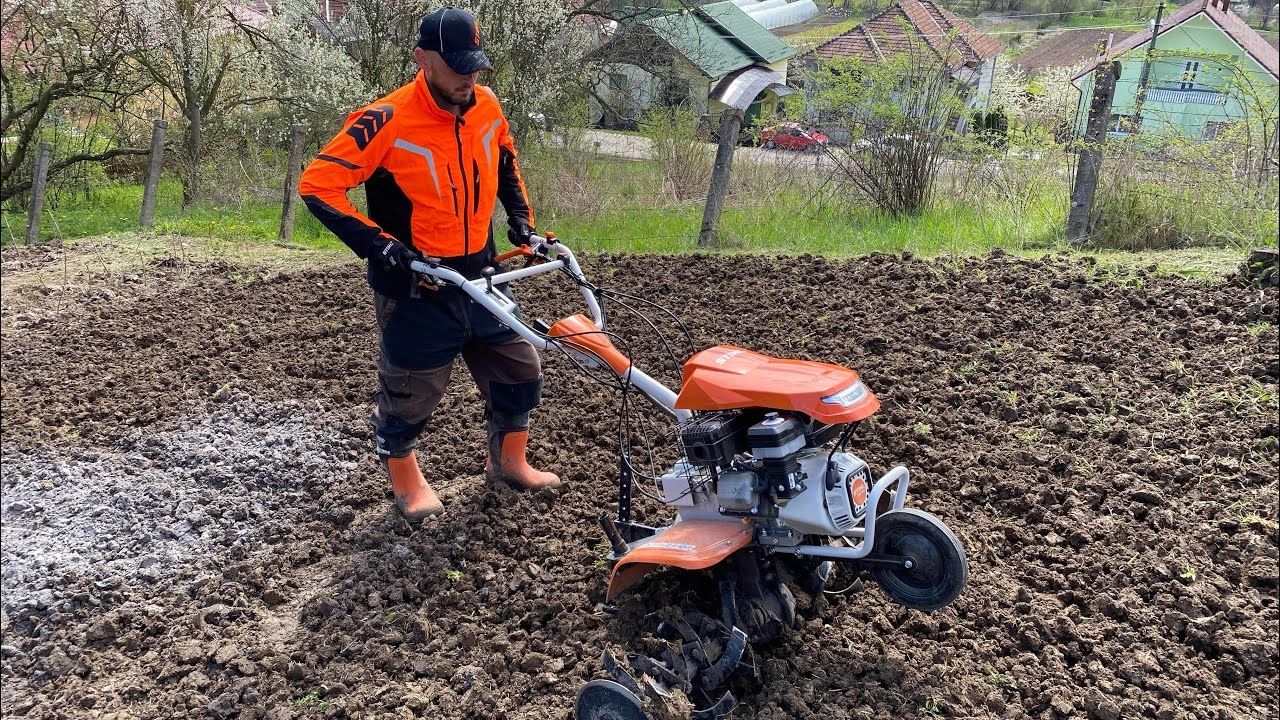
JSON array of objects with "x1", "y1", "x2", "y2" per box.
[
  {"x1": 407, "y1": 235, "x2": 604, "y2": 351},
  {"x1": 406, "y1": 236, "x2": 687, "y2": 421}
]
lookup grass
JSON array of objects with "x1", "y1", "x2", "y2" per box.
[
  {"x1": 1, "y1": 178, "x2": 343, "y2": 250},
  {"x1": 1084, "y1": 248, "x2": 1253, "y2": 282},
  {"x1": 2, "y1": 147, "x2": 1262, "y2": 280},
  {"x1": 1055, "y1": 15, "x2": 1147, "y2": 30},
  {"x1": 594, "y1": 539, "x2": 613, "y2": 571},
  {"x1": 783, "y1": 17, "x2": 866, "y2": 53},
  {"x1": 551, "y1": 188, "x2": 1066, "y2": 256},
  {"x1": 1013, "y1": 428, "x2": 1044, "y2": 444},
  {"x1": 983, "y1": 664, "x2": 1019, "y2": 692},
  {"x1": 295, "y1": 692, "x2": 330, "y2": 711}
]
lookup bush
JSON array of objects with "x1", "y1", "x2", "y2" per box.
[
  {"x1": 802, "y1": 41, "x2": 968, "y2": 216},
  {"x1": 1090, "y1": 135, "x2": 1279, "y2": 250},
  {"x1": 638, "y1": 107, "x2": 712, "y2": 203}
]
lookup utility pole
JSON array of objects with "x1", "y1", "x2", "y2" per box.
[
  {"x1": 1067, "y1": 58, "x2": 1122, "y2": 246},
  {"x1": 1132, "y1": 1, "x2": 1165, "y2": 131}
]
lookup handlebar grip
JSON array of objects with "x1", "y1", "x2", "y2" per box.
[{"x1": 494, "y1": 245, "x2": 534, "y2": 264}]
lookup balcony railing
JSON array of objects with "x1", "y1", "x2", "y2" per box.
[{"x1": 1146, "y1": 88, "x2": 1228, "y2": 106}]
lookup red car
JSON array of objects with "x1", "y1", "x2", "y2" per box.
[{"x1": 761, "y1": 122, "x2": 829, "y2": 151}]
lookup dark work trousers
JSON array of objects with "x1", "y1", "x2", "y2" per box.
[{"x1": 371, "y1": 284, "x2": 543, "y2": 459}]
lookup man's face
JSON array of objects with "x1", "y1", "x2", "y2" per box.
[{"x1": 415, "y1": 48, "x2": 478, "y2": 107}]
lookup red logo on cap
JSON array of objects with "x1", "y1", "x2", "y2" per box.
[{"x1": 473, "y1": 18, "x2": 481, "y2": 46}]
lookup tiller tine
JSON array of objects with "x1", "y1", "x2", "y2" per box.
[
  {"x1": 691, "y1": 692, "x2": 738, "y2": 720},
  {"x1": 602, "y1": 648, "x2": 646, "y2": 698}
]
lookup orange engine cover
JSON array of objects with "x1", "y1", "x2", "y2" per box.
[{"x1": 674, "y1": 346, "x2": 880, "y2": 424}]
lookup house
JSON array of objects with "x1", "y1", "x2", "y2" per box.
[
  {"x1": 804, "y1": 0, "x2": 1005, "y2": 127},
  {"x1": 589, "y1": 1, "x2": 796, "y2": 128},
  {"x1": 1071, "y1": 0, "x2": 1279, "y2": 139},
  {"x1": 1012, "y1": 28, "x2": 1136, "y2": 78}
]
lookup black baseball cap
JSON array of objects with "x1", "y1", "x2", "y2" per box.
[{"x1": 417, "y1": 7, "x2": 493, "y2": 75}]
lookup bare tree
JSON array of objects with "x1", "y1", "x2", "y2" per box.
[
  {"x1": 123, "y1": 0, "x2": 277, "y2": 206},
  {"x1": 300, "y1": 0, "x2": 592, "y2": 137},
  {"x1": 0, "y1": 0, "x2": 151, "y2": 202},
  {"x1": 310, "y1": 0, "x2": 423, "y2": 96}
]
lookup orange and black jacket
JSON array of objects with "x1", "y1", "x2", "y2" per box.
[{"x1": 299, "y1": 71, "x2": 534, "y2": 297}]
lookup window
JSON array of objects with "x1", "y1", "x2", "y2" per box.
[{"x1": 1179, "y1": 61, "x2": 1200, "y2": 91}]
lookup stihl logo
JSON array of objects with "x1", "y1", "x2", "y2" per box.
[
  {"x1": 346, "y1": 105, "x2": 393, "y2": 151},
  {"x1": 714, "y1": 349, "x2": 745, "y2": 366}
]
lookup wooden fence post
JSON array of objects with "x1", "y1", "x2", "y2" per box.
[
  {"x1": 1067, "y1": 59, "x2": 1121, "y2": 246},
  {"x1": 278, "y1": 123, "x2": 307, "y2": 243},
  {"x1": 139, "y1": 118, "x2": 167, "y2": 229},
  {"x1": 24, "y1": 142, "x2": 52, "y2": 245},
  {"x1": 698, "y1": 109, "x2": 743, "y2": 248}
]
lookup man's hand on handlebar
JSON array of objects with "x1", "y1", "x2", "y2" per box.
[
  {"x1": 507, "y1": 220, "x2": 535, "y2": 247},
  {"x1": 375, "y1": 237, "x2": 422, "y2": 271}
]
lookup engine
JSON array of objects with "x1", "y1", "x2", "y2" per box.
[{"x1": 661, "y1": 410, "x2": 873, "y2": 536}]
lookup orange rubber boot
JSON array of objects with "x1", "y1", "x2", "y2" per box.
[
  {"x1": 385, "y1": 452, "x2": 443, "y2": 521},
  {"x1": 486, "y1": 430, "x2": 562, "y2": 491}
]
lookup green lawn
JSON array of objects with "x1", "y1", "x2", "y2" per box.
[
  {"x1": 1, "y1": 179, "x2": 344, "y2": 251},
  {"x1": 1, "y1": 159, "x2": 1260, "y2": 281},
  {"x1": 0, "y1": 171, "x2": 1064, "y2": 258},
  {"x1": 553, "y1": 191, "x2": 1065, "y2": 256},
  {"x1": 783, "y1": 17, "x2": 866, "y2": 53}
]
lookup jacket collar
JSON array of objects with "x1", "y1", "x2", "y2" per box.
[{"x1": 414, "y1": 70, "x2": 478, "y2": 124}]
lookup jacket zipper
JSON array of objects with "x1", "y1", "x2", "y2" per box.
[
  {"x1": 454, "y1": 118, "x2": 470, "y2": 258},
  {"x1": 472, "y1": 159, "x2": 481, "y2": 214},
  {"x1": 446, "y1": 166, "x2": 459, "y2": 216}
]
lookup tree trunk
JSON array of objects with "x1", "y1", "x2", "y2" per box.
[{"x1": 181, "y1": 103, "x2": 202, "y2": 207}]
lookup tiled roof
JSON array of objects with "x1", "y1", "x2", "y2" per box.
[
  {"x1": 810, "y1": 0, "x2": 1004, "y2": 69},
  {"x1": 1073, "y1": 0, "x2": 1279, "y2": 79},
  {"x1": 1012, "y1": 28, "x2": 1135, "y2": 76}
]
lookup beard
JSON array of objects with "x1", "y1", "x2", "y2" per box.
[{"x1": 428, "y1": 77, "x2": 474, "y2": 108}]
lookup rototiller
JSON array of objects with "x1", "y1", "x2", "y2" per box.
[{"x1": 409, "y1": 236, "x2": 967, "y2": 720}]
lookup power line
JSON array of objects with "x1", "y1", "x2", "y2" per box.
[{"x1": 955, "y1": 5, "x2": 1164, "y2": 18}]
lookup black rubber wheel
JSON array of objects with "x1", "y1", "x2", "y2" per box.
[
  {"x1": 870, "y1": 509, "x2": 967, "y2": 611},
  {"x1": 763, "y1": 140, "x2": 776, "y2": 149}
]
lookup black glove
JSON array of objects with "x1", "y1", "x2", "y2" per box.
[
  {"x1": 374, "y1": 237, "x2": 421, "y2": 271},
  {"x1": 507, "y1": 221, "x2": 535, "y2": 247}
]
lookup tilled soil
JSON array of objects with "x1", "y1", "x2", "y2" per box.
[{"x1": 1, "y1": 246, "x2": 1277, "y2": 720}]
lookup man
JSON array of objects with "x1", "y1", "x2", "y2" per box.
[{"x1": 299, "y1": 6, "x2": 560, "y2": 523}]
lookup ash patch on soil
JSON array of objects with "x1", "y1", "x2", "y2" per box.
[
  {"x1": 1, "y1": 249, "x2": 1277, "y2": 719},
  {"x1": 1, "y1": 396, "x2": 358, "y2": 609}
]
